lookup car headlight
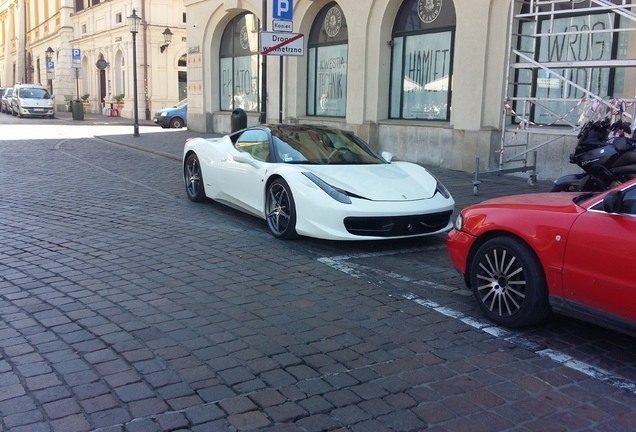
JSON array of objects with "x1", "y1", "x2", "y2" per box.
[
  {"x1": 302, "y1": 172, "x2": 352, "y2": 204},
  {"x1": 454, "y1": 213, "x2": 464, "y2": 231},
  {"x1": 160, "y1": 112, "x2": 167, "y2": 117}
]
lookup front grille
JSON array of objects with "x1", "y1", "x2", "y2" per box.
[{"x1": 344, "y1": 210, "x2": 452, "y2": 237}]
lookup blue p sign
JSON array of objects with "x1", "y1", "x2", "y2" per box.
[{"x1": 273, "y1": 0, "x2": 292, "y2": 20}]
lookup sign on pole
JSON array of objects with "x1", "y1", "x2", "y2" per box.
[
  {"x1": 273, "y1": 0, "x2": 293, "y2": 20},
  {"x1": 273, "y1": 20, "x2": 293, "y2": 32},
  {"x1": 72, "y1": 48, "x2": 81, "y2": 66},
  {"x1": 260, "y1": 32, "x2": 304, "y2": 56}
]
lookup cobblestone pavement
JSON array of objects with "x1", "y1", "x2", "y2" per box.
[{"x1": 0, "y1": 112, "x2": 635, "y2": 432}]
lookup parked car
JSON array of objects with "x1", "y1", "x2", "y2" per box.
[
  {"x1": 153, "y1": 98, "x2": 187, "y2": 128},
  {"x1": 447, "y1": 178, "x2": 636, "y2": 336},
  {"x1": 2, "y1": 87, "x2": 13, "y2": 114},
  {"x1": 183, "y1": 124, "x2": 455, "y2": 240},
  {"x1": 11, "y1": 83, "x2": 54, "y2": 118},
  {"x1": 0, "y1": 88, "x2": 5, "y2": 109}
]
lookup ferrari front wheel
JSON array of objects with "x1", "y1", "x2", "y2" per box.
[
  {"x1": 266, "y1": 179, "x2": 297, "y2": 240},
  {"x1": 470, "y1": 237, "x2": 550, "y2": 327},
  {"x1": 184, "y1": 153, "x2": 206, "y2": 202}
]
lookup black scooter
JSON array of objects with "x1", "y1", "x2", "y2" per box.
[{"x1": 551, "y1": 117, "x2": 636, "y2": 192}]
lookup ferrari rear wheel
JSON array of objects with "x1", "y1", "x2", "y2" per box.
[
  {"x1": 470, "y1": 237, "x2": 550, "y2": 327},
  {"x1": 266, "y1": 179, "x2": 297, "y2": 240},
  {"x1": 184, "y1": 153, "x2": 206, "y2": 202}
]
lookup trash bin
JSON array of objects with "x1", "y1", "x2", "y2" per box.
[
  {"x1": 71, "y1": 99, "x2": 84, "y2": 120},
  {"x1": 231, "y1": 108, "x2": 247, "y2": 132}
]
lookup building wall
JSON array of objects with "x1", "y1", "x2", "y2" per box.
[
  {"x1": 0, "y1": 0, "x2": 187, "y2": 118},
  {"x1": 185, "y1": 0, "x2": 636, "y2": 180},
  {"x1": 183, "y1": 0, "x2": 510, "y2": 174}
]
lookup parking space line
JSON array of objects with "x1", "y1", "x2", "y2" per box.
[{"x1": 318, "y1": 252, "x2": 636, "y2": 396}]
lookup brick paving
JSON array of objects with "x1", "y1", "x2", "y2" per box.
[{"x1": 0, "y1": 112, "x2": 634, "y2": 431}]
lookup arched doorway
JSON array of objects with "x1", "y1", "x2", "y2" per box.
[{"x1": 178, "y1": 54, "x2": 187, "y2": 101}]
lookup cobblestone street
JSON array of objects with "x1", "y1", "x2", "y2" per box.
[{"x1": 0, "y1": 114, "x2": 635, "y2": 431}]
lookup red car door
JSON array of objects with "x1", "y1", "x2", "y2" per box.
[{"x1": 562, "y1": 188, "x2": 636, "y2": 322}]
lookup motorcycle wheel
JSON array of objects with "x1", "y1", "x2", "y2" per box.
[{"x1": 550, "y1": 183, "x2": 578, "y2": 192}]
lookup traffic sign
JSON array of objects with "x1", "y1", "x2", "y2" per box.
[
  {"x1": 273, "y1": 20, "x2": 293, "y2": 32},
  {"x1": 72, "y1": 48, "x2": 81, "y2": 66},
  {"x1": 260, "y1": 32, "x2": 304, "y2": 56},
  {"x1": 46, "y1": 61, "x2": 54, "y2": 70},
  {"x1": 273, "y1": 0, "x2": 293, "y2": 20}
]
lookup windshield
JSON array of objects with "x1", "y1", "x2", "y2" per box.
[
  {"x1": 20, "y1": 88, "x2": 50, "y2": 99},
  {"x1": 271, "y1": 127, "x2": 387, "y2": 165},
  {"x1": 174, "y1": 98, "x2": 187, "y2": 108}
]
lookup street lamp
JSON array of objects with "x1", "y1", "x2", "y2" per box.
[
  {"x1": 128, "y1": 8, "x2": 141, "y2": 137},
  {"x1": 160, "y1": 27, "x2": 173, "y2": 53},
  {"x1": 45, "y1": 46, "x2": 54, "y2": 95}
]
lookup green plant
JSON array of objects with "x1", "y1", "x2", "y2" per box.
[
  {"x1": 81, "y1": 93, "x2": 90, "y2": 101},
  {"x1": 114, "y1": 93, "x2": 125, "y2": 102}
]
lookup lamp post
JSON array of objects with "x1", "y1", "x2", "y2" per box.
[
  {"x1": 160, "y1": 27, "x2": 173, "y2": 53},
  {"x1": 128, "y1": 8, "x2": 141, "y2": 137},
  {"x1": 45, "y1": 46, "x2": 54, "y2": 95}
]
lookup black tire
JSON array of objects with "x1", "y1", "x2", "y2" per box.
[
  {"x1": 266, "y1": 178, "x2": 297, "y2": 240},
  {"x1": 170, "y1": 117, "x2": 184, "y2": 129},
  {"x1": 184, "y1": 153, "x2": 206, "y2": 202},
  {"x1": 470, "y1": 237, "x2": 550, "y2": 327}
]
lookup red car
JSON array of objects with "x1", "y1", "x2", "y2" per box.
[{"x1": 447, "y1": 178, "x2": 636, "y2": 335}]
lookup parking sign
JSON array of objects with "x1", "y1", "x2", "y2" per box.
[
  {"x1": 72, "y1": 48, "x2": 81, "y2": 66},
  {"x1": 273, "y1": 0, "x2": 293, "y2": 20}
]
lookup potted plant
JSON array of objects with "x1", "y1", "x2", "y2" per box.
[{"x1": 81, "y1": 93, "x2": 90, "y2": 112}]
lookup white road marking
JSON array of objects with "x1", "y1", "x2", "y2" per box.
[{"x1": 319, "y1": 252, "x2": 636, "y2": 396}]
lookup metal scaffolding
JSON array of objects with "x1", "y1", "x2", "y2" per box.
[{"x1": 474, "y1": 0, "x2": 636, "y2": 194}]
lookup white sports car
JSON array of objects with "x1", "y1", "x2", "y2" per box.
[{"x1": 183, "y1": 124, "x2": 455, "y2": 240}]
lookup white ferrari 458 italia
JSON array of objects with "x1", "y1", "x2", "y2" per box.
[{"x1": 183, "y1": 124, "x2": 455, "y2": 240}]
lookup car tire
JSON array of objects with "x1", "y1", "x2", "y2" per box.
[
  {"x1": 470, "y1": 236, "x2": 550, "y2": 327},
  {"x1": 170, "y1": 117, "x2": 184, "y2": 129},
  {"x1": 266, "y1": 178, "x2": 297, "y2": 240},
  {"x1": 184, "y1": 153, "x2": 206, "y2": 202}
]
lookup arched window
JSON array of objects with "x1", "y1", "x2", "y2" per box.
[
  {"x1": 307, "y1": 2, "x2": 348, "y2": 117},
  {"x1": 389, "y1": 0, "x2": 456, "y2": 121},
  {"x1": 220, "y1": 13, "x2": 260, "y2": 112},
  {"x1": 114, "y1": 50, "x2": 125, "y2": 97}
]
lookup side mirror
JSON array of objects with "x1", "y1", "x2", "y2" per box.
[
  {"x1": 603, "y1": 190, "x2": 623, "y2": 214},
  {"x1": 381, "y1": 151, "x2": 394, "y2": 162}
]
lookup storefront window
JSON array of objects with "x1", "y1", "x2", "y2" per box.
[
  {"x1": 220, "y1": 13, "x2": 260, "y2": 112},
  {"x1": 389, "y1": 0, "x2": 456, "y2": 121},
  {"x1": 307, "y1": 3, "x2": 348, "y2": 117},
  {"x1": 517, "y1": 1, "x2": 631, "y2": 123}
]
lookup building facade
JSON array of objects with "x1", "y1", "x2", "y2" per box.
[
  {"x1": 184, "y1": 0, "x2": 636, "y2": 179},
  {"x1": 0, "y1": 0, "x2": 187, "y2": 118}
]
